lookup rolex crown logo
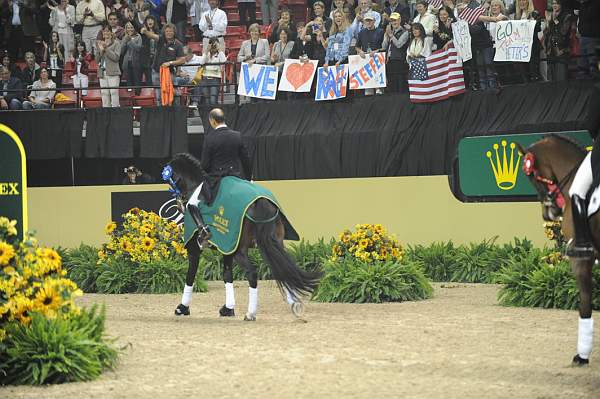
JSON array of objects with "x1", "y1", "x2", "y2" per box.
[
  {"x1": 486, "y1": 140, "x2": 522, "y2": 190},
  {"x1": 218, "y1": 205, "x2": 224, "y2": 216}
]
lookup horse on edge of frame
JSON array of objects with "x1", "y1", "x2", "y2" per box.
[
  {"x1": 164, "y1": 153, "x2": 321, "y2": 321},
  {"x1": 518, "y1": 134, "x2": 599, "y2": 366}
]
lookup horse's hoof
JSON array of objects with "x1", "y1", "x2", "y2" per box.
[
  {"x1": 219, "y1": 305, "x2": 235, "y2": 317},
  {"x1": 244, "y1": 313, "x2": 256, "y2": 321},
  {"x1": 572, "y1": 354, "x2": 590, "y2": 366},
  {"x1": 175, "y1": 304, "x2": 190, "y2": 316},
  {"x1": 291, "y1": 302, "x2": 304, "y2": 317}
]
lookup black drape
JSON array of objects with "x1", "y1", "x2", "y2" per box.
[
  {"x1": 85, "y1": 108, "x2": 134, "y2": 158},
  {"x1": 139, "y1": 106, "x2": 188, "y2": 158},
  {"x1": 234, "y1": 80, "x2": 597, "y2": 179},
  {"x1": 0, "y1": 109, "x2": 85, "y2": 159}
]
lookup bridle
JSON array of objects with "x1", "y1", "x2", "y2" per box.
[
  {"x1": 522, "y1": 151, "x2": 578, "y2": 213},
  {"x1": 162, "y1": 164, "x2": 186, "y2": 213}
]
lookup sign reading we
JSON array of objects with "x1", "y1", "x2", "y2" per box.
[
  {"x1": 237, "y1": 62, "x2": 279, "y2": 100},
  {"x1": 0, "y1": 124, "x2": 28, "y2": 239},
  {"x1": 494, "y1": 20, "x2": 536, "y2": 62}
]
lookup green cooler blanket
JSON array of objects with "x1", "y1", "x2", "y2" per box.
[{"x1": 184, "y1": 176, "x2": 299, "y2": 254}]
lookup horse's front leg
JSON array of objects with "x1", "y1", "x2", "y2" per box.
[
  {"x1": 219, "y1": 254, "x2": 236, "y2": 317},
  {"x1": 175, "y1": 235, "x2": 202, "y2": 316},
  {"x1": 572, "y1": 258, "x2": 595, "y2": 365},
  {"x1": 233, "y1": 250, "x2": 258, "y2": 321}
]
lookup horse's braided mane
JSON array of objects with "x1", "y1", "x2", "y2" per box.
[{"x1": 547, "y1": 133, "x2": 587, "y2": 155}]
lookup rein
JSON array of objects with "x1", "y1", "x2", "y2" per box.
[
  {"x1": 523, "y1": 152, "x2": 580, "y2": 209},
  {"x1": 245, "y1": 208, "x2": 280, "y2": 224}
]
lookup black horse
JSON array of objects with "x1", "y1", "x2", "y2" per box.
[{"x1": 167, "y1": 153, "x2": 320, "y2": 321}]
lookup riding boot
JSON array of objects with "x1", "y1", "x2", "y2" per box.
[
  {"x1": 187, "y1": 204, "x2": 211, "y2": 247},
  {"x1": 567, "y1": 195, "x2": 595, "y2": 259}
]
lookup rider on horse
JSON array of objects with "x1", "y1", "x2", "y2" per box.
[{"x1": 188, "y1": 108, "x2": 253, "y2": 245}]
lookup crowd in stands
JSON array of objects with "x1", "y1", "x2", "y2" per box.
[{"x1": 0, "y1": 0, "x2": 598, "y2": 109}]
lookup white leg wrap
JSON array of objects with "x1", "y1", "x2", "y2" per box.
[
  {"x1": 569, "y1": 152, "x2": 593, "y2": 198},
  {"x1": 248, "y1": 287, "x2": 258, "y2": 315},
  {"x1": 181, "y1": 284, "x2": 194, "y2": 306},
  {"x1": 285, "y1": 288, "x2": 296, "y2": 305},
  {"x1": 225, "y1": 282, "x2": 235, "y2": 309},
  {"x1": 578, "y1": 317, "x2": 594, "y2": 359}
]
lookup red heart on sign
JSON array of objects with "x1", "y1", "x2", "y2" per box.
[{"x1": 285, "y1": 62, "x2": 315, "y2": 90}]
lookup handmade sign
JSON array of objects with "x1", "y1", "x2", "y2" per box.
[
  {"x1": 348, "y1": 53, "x2": 386, "y2": 90},
  {"x1": 315, "y1": 64, "x2": 349, "y2": 101},
  {"x1": 451, "y1": 20, "x2": 472, "y2": 62},
  {"x1": 278, "y1": 59, "x2": 318, "y2": 92},
  {"x1": 493, "y1": 20, "x2": 536, "y2": 62},
  {"x1": 237, "y1": 62, "x2": 279, "y2": 100}
]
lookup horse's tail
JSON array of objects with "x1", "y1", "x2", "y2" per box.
[{"x1": 253, "y1": 200, "x2": 321, "y2": 301}]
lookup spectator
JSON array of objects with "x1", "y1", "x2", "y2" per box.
[
  {"x1": 76, "y1": 0, "x2": 106, "y2": 57},
  {"x1": 1, "y1": 54, "x2": 23, "y2": 81},
  {"x1": 313, "y1": 1, "x2": 333, "y2": 32},
  {"x1": 261, "y1": 0, "x2": 278, "y2": 26},
  {"x1": 106, "y1": 0, "x2": 129, "y2": 25},
  {"x1": 238, "y1": 0, "x2": 256, "y2": 30},
  {"x1": 351, "y1": 0, "x2": 382, "y2": 38},
  {"x1": 383, "y1": 0, "x2": 411, "y2": 27},
  {"x1": 43, "y1": 31, "x2": 65, "y2": 86},
  {"x1": 199, "y1": 38, "x2": 226, "y2": 104},
  {"x1": 175, "y1": 45, "x2": 202, "y2": 106},
  {"x1": 324, "y1": 9, "x2": 352, "y2": 66},
  {"x1": 152, "y1": 22, "x2": 187, "y2": 103},
  {"x1": 4, "y1": 0, "x2": 31, "y2": 60},
  {"x1": 576, "y1": 0, "x2": 600, "y2": 78},
  {"x1": 330, "y1": 0, "x2": 355, "y2": 22},
  {"x1": 513, "y1": 0, "x2": 542, "y2": 81},
  {"x1": 20, "y1": 0, "x2": 41, "y2": 55},
  {"x1": 271, "y1": 28, "x2": 294, "y2": 68},
  {"x1": 0, "y1": 66, "x2": 24, "y2": 110},
  {"x1": 237, "y1": 23, "x2": 270, "y2": 65},
  {"x1": 164, "y1": 0, "x2": 189, "y2": 44},
  {"x1": 199, "y1": 0, "x2": 227, "y2": 51},
  {"x1": 543, "y1": 0, "x2": 573, "y2": 82},
  {"x1": 49, "y1": 0, "x2": 76, "y2": 58},
  {"x1": 413, "y1": 0, "x2": 437, "y2": 37},
  {"x1": 22, "y1": 51, "x2": 41, "y2": 87},
  {"x1": 70, "y1": 40, "x2": 92, "y2": 96},
  {"x1": 130, "y1": 0, "x2": 154, "y2": 31},
  {"x1": 121, "y1": 21, "x2": 143, "y2": 94},
  {"x1": 97, "y1": 26, "x2": 122, "y2": 107},
  {"x1": 356, "y1": 12, "x2": 383, "y2": 94},
  {"x1": 98, "y1": 11, "x2": 125, "y2": 41},
  {"x1": 140, "y1": 15, "x2": 160, "y2": 85},
  {"x1": 187, "y1": 0, "x2": 209, "y2": 41},
  {"x1": 290, "y1": 25, "x2": 317, "y2": 60},
  {"x1": 307, "y1": 17, "x2": 328, "y2": 63},
  {"x1": 407, "y1": 22, "x2": 432, "y2": 62},
  {"x1": 269, "y1": 8, "x2": 296, "y2": 44},
  {"x1": 22, "y1": 67, "x2": 56, "y2": 110},
  {"x1": 481, "y1": 0, "x2": 508, "y2": 84},
  {"x1": 122, "y1": 165, "x2": 154, "y2": 184},
  {"x1": 382, "y1": 12, "x2": 410, "y2": 92},
  {"x1": 432, "y1": 6, "x2": 454, "y2": 50}
]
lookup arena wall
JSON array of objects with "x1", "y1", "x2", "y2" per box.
[{"x1": 28, "y1": 176, "x2": 547, "y2": 249}]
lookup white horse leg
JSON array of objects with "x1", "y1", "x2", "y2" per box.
[
  {"x1": 285, "y1": 287, "x2": 304, "y2": 317},
  {"x1": 572, "y1": 258, "x2": 594, "y2": 365},
  {"x1": 219, "y1": 255, "x2": 236, "y2": 317},
  {"x1": 577, "y1": 317, "x2": 594, "y2": 361},
  {"x1": 245, "y1": 286, "x2": 258, "y2": 321}
]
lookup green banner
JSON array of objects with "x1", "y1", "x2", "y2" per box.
[
  {"x1": 457, "y1": 131, "x2": 592, "y2": 199},
  {"x1": 0, "y1": 124, "x2": 28, "y2": 239}
]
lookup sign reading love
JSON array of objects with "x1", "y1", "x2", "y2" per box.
[{"x1": 278, "y1": 59, "x2": 318, "y2": 92}]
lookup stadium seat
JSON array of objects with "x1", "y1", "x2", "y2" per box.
[
  {"x1": 54, "y1": 90, "x2": 78, "y2": 108},
  {"x1": 132, "y1": 87, "x2": 156, "y2": 107},
  {"x1": 82, "y1": 89, "x2": 102, "y2": 108},
  {"x1": 119, "y1": 88, "x2": 134, "y2": 106},
  {"x1": 188, "y1": 41, "x2": 202, "y2": 54}
]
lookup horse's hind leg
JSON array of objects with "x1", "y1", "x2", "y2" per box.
[
  {"x1": 175, "y1": 236, "x2": 201, "y2": 316},
  {"x1": 572, "y1": 258, "x2": 595, "y2": 365},
  {"x1": 233, "y1": 250, "x2": 258, "y2": 321},
  {"x1": 219, "y1": 254, "x2": 236, "y2": 317}
]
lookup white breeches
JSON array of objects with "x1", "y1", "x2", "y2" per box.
[{"x1": 570, "y1": 152, "x2": 593, "y2": 198}]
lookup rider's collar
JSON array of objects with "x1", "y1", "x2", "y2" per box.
[
  {"x1": 161, "y1": 165, "x2": 182, "y2": 197},
  {"x1": 214, "y1": 123, "x2": 227, "y2": 130}
]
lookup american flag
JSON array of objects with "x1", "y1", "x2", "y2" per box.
[
  {"x1": 428, "y1": 0, "x2": 444, "y2": 8},
  {"x1": 458, "y1": 2, "x2": 485, "y2": 25},
  {"x1": 408, "y1": 43, "x2": 466, "y2": 103}
]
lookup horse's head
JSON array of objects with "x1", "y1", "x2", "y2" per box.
[
  {"x1": 162, "y1": 153, "x2": 206, "y2": 209},
  {"x1": 519, "y1": 135, "x2": 586, "y2": 222}
]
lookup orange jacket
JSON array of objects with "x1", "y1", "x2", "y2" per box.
[{"x1": 160, "y1": 66, "x2": 174, "y2": 106}]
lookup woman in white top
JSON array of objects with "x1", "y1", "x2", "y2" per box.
[
  {"x1": 413, "y1": 0, "x2": 438, "y2": 37},
  {"x1": 482, "y1": 0, "x2": 508, "y2": 43},
  {"x1": 200, "y1": 38, "x2": 226, "y2": 104},
  {"x1": 23, "y1": 68, "x2": 57, "y2": 110},
  {"x1": 237, "y1": 23, "x2": 271, "y2": 65},
  {"x1": 49, "y1": 0, "x2": 76, "y2": 58},
  {"x1": 513, "y1": 0, "x2": 542, "y2": 81},
  {"x1": 407, "y1": 22, "x2": 433, "y2": 63}
]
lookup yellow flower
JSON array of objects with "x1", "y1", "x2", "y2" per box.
[
  {"x1": 105, "y1": 221, "x2": 117, "y2": 235},
  {"x1": 359, "y1": 239, "x2": 369, "y2": 249},
  {"x1": 0, "y1": 241, "x2": 15, "y2": 266},
  {"x1": 120, "y1": 239, "x2": 133, "y2": 252},
  {"x1": 0, "y1": 217, "x2": 18, "y2": 236},
  {"x1": 142, "y1": 237, "x2": 156, "y2": 251},
  {"x1": 34, "y1": 285, "x2": 62, "y2": 314}
]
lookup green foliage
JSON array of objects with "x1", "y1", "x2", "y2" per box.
[
  {"x1": 288, "y1": 238, "x2": 333, "y2": 274},
  {"x1": 406, "y1": 241, "x2": 457, "y2": 282},
  {"x1": 95, "y1": 258, "x2": 137, "y2": 294},
  {"x1": 451, "y1": 238, "x2": 498, "y2": 283},
  {"x1": 135, "y1": 258, "x2": 207, "y2": 294},
  {"x1": 0, "y1": 305, "x2": 118, "y2": 385},
  {"x1": 313, "y1": 258, "x2": 433, "y2": 303},
  {"x1": 62, "y1": 244, "x2": 101, "y2": 292}
]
